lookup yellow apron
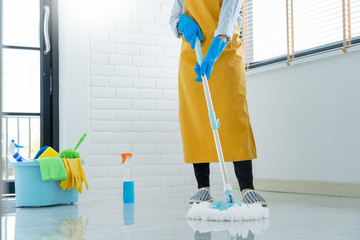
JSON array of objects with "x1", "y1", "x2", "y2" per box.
[{"x1": 179, "y1": 0, "x2": 257, "y2": 163}]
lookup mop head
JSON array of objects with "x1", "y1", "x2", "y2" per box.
[
  {"x1": 58, "y1": 148, "x2": 80, "y2": 159},
  {"x1": 58, "y1": 133, "x2": 87, "y2": 159},
  {"x1": 186, "y1": 201, "x2": 269, "y2": 221}
]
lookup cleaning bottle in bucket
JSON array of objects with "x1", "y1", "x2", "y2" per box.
[
  {"x1": 9, "y1": 140, "x2": 28, "y2": 162},
  {"x1": 121, "y1": 153, "x2": 134, "y2": 204}
]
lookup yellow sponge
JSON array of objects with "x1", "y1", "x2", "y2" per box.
[{"x1": 38, "y1": 147, "x2": 59, "y2": 159}]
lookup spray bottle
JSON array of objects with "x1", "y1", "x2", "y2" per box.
[
  {"x1": 8, "y1": 140, "x2": 28, "y2": 162},
  {"x1": 121, "y1": 153, "x2": 134, "y2": 204}
]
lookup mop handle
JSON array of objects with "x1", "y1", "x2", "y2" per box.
[
  {"x1": 194, "y1": 37, "x2": 232, "y2": 195},
  {"x1": 74, "y1": 133, "x2": 87, "y2": 151}
]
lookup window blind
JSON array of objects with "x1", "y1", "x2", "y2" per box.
[{"x1": 241, "y1": 0, "x2": 360, "y2": 70}]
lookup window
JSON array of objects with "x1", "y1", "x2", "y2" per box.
[
  {"x1": 1, "y1": 0, "x2": 59, "y2": 193},
  {"x1": 242, "y1": 0, "x2": 360, "y2": 69}
]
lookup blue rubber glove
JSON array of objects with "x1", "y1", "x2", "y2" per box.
[
  {"x1": 194, "y1": 36, "x2": 227, "y2": 82},
  {"x1": 178, "y1": 14, "x2": 203, "y2": 49}
]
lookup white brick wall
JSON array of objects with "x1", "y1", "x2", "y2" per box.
[
  {"x1": 85, "y1": 0, "x2": 224, "y2": 198},
  {"x1": 85, "y1": 0, "x2": 187, "y2": 197}
]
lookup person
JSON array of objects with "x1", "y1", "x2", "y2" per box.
[{"x1": 169, "y1": 0, "x2": 266, "y2": 206}]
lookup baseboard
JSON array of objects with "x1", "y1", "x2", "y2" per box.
[{"x1": 252, "y1": 178, "x2": 360, "y2": 198}]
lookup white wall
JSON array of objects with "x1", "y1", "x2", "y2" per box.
[
  {"x1": 59, "y1": 0, "x2": 227, "y2": 200},
  {"x1": 59, "y1": 0, "x2": 360, "y2": 200},
  {"x1": 247, "y1": 50, "x2": 360, "y2": 183},
  {"x1": 59, "y1": 0, "x2": 90, "y2": 198}
]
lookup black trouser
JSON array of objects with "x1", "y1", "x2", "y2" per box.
[{"x1": 193, "y1": 160, "x2": 254, "y2": 191}]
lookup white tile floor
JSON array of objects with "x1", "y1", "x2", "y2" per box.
[{"x1": 2, "y1": 190, "x2": 360, "y2": 240}]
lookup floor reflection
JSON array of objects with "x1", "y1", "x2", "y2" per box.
[
  {"x1": 58, "y1": 216, "x2": 89, "y2": 240},
  {"x1": 2, "y1": 202, "x2": 88, "y2": 240},
  {"x1": 123, "y1": 203, "x2": 135, "y2": 240},
  {"x1": 2, "y1": 191, "x2": 359, "y2": 239},
  {"x1": 188, "y1": 218, "x2": 269, "y2": 240},
  {"x1": 1, "y1": 214, "x2": 15, "y2": 240},
  {"x1": 194, "y1": 231, "x2": 254, "y2": 240},
  {"x1": 123, "y1": 203, "x2": 135, "y2": 225}
]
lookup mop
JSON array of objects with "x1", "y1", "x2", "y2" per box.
[{"x1": 186, "y1": 37, "x2": 269, "y2": 221}]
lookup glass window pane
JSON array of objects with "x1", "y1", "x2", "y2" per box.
[
  {"x1": 4, "y1": 118, "x2": 18, "y2": 180},
  {"x1": 352, "y1": 0, "x2": 360, "y2": 39},
  {"x1": 1, "y1": 116, "x2": 40, "y2": 180},
  {"x1": 17, "y1": 117, "x2": 40, "y2": 160},
  {"x1": 1, "y1": 215, "x2": 16, "y2": 240},
  {"x1": 1, "y1": 118, "x2": 8, "y2": 180},
  {"x1": 30, "y1": 117, "x2": 41, "y2": 159},
  {"x1": 250, "y1": 0, "x2": 287, "y2": 62},
  {"x1": 293, "y1": 0, "x2": 343, "y2": 52},
  {"x1": 2, "y1": 0, "x2": 40, "y2": 47},
  {"x1": 19, "y1": 118, "x2": 30, "y2": 159},
  {"x1": 2, "y1": 49, "x2": 40, "y2": 113}
]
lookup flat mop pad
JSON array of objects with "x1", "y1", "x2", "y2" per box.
[{"x1": 187, "y1": 202, "x2": 269, "y2": 221}]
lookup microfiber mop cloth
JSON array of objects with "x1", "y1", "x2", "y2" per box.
[
  {"x1": 187, "y1": 202, "x2": 269, "y2": 221},
  {"x1": 34, "y1": 157, "x2": 67, "y2": 181}
]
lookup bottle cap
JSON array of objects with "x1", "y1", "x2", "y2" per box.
[{"x1": 121, "y1": 153, "x2": 133, "y2": 164}]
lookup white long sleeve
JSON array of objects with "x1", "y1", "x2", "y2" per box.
[
  {"x1": 169, "y1": 0, "x2": 184, "y2": 39},
  {"x1": 214, "y1": 0, "x2": 244, "y2": 43}
]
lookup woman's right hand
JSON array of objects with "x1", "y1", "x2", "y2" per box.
[{"x1": 177, "y1": 13, "x2": 203, "y2": 49}]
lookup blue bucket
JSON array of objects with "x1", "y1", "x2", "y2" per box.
[{"x1": 9, "y1": 161, "x2": 79, "y2": 207}]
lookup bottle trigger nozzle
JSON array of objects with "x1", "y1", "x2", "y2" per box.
[{"x1": 121, "y1": 153, "x2": 133, "y2": 164}]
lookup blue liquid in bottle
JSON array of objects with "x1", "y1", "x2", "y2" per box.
[{"x1": 123, "y1": 181, "x2": 134, "y2": 204}]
